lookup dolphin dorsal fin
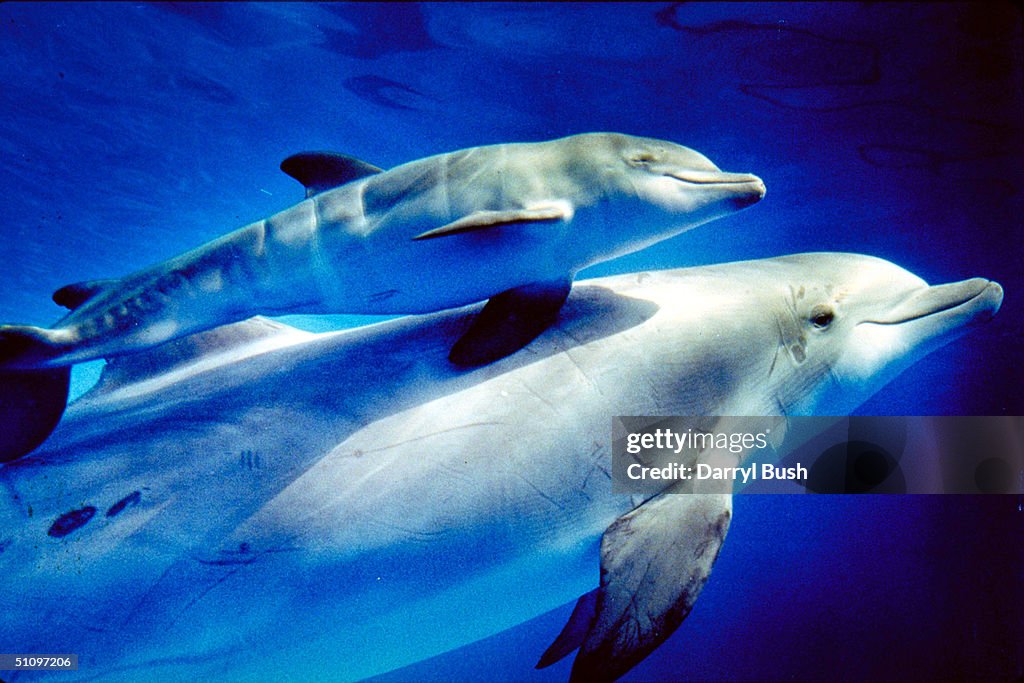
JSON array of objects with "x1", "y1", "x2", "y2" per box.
[
  {"x1": 90, "y1": 317, "x2": 310, "y2": 394},
  {"x1": 280, "y1": 151, "x2": 384, "y2": 198},
  {"x1": 52, "y1": 279, "x2": 119, "y2": 310}
]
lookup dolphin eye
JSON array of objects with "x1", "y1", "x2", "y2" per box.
[
  {"x1": 810, "y1": 305, "x2": 835, "y2": 329},
  {"x1": 629, "y1": 152, "x2": 656, "y2": 167}
]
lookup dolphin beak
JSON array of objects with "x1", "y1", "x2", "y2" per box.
[
  {"x1": 665, "y1": 170, "x2": 766, "y2": 208},
  {"x1": 864, "y1": 278, "x2": 1003, "y2": 328}
]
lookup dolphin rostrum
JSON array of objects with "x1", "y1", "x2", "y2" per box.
[
  {"x1": 0, "y1": 254, "x2": 1000, "y2": 681},
  {"x1": 0, "y1": 132, "x2": 765, "y2": 462}
]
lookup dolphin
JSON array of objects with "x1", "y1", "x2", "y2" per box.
[
  {"x1": 0, "y1": 254, "x2": 1000, "y2": 681},
  {"x1": 0, "y1": 132, "x2": 765, "y2": 462}
]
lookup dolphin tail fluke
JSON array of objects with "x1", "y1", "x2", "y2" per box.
[
  {"x1": 0, "y1": 365, "x2": 71, "y2": 462},
  {"x1": 0, "y1": 326, "x2": 71, "y2": 462},
  {"x1": 0, "y1": 325, "x2": 64, "y2": 367}
]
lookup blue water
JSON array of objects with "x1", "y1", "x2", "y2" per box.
[{"x1": 1, "y1": 3, "x2": 1021, "y2": 681}]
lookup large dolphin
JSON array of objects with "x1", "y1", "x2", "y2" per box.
[
  {"x1": 0, "y1": 132, "x2": 764, "y2": 462},
  {"x1": 0, "y1": 254, "x2": 1000, "y2": 682}
]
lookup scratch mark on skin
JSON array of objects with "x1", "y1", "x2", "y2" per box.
[
  {"x1": 171, "y1": 564, "x2": 246, "y2": 626},
  {"x1": 774, "y1": 396, "x2": 790, "y2": 421},
  {"x1": 197, "y1": 544, "x2": 256, "y2": 567},
  {"x1": 557, "y1": 324, "x2": 586, "y2": 347},
  {"x1": 516, "y1": 379, "x2": 558, "y2": 411},
  {"x1": 172, "y1": 545, "x2": 300, "y2": 627},
  {"x1": 790, "y1": 343, "x2": 806, "y2": 364},
  {"x1": 827, "y1": 365, "x2": 843, "y2": 393},
  {"x1": 0, "y1": 478, "x2": 30, "y2": 520},
  {"x1": 578, "y1": 444, "x2": 608, "y2": 501},
  {"x1": 341, "y1": 421, "x2": 508, "y2": 458},
  {"x1": 433, "y1": 460, "x2": 476, "y2": 485},
  {"x1": 196, "y1": 544, "x2": 301, "y2": 567},
  {"x1": 515, "y1": 472, "x2": 567, "y2": 513},
  {"x1": 562, "y1": 348, "x2": 606, "y2": 399},
  {"x1": 367, "y1": 518, "x2": 450, "y2": 542},
  {"x1": 773, "y1": 317, "x2": 791, "y2": 368}
]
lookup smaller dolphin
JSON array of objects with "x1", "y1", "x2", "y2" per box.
[{"x1": 0, "y1": 133, "x2": 764, "y2": 462}]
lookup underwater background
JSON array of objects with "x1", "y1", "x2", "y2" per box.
[{"x1": 0, "y1": 2, "x2": 1020, "y2": 681}]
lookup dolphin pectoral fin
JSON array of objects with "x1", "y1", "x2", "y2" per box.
[
  {"x1": 0, "y1": 366, "x2": 70, "y2": 462},
  {"x1": 569, "y1": 490, "x2": 733, "y2": 683},
  {"x1": 280, "y1": 151, "x2": 384, "y2": 198},
  {"x1": 411, "y1": 206, "x2": 569, "y2": 240},
  {"x1": 52, "y1": 278, "x2": 119, "y2": 310},
  {"x1": 448, "y1": 278, "x2": 572, "y2": 367},
  {"x1": 537, "y1": 589, "x2": 599, "y2": 669}
]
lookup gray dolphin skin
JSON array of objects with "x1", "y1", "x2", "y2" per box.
[
  {"x1": 0, "y1": 254, "x2": 1000, "y2": 682},
  {"x1": 0, "y1": 132, "x2": 765, "y2": 462}
]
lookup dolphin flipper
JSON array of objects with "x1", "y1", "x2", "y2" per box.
[
  {"x1": 411, "y1": 206, "x2": 569, "y2": 240},
  {"x1": 536, "y1": 589, "x2": 599, "y2": 669},
  {"x1": 0, "y1": 365, "x2": 70, "y2": 462},
  {"x1": 563, "y1": 490, "x2": 732, "y2": 682},
  {"x1": 448, "y1": 278, "x2": 572, "y2": 367}
]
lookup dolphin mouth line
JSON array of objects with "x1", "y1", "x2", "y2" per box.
[
  {"x1": 663, "y1": 171, "x2": 762, "y2": 186},
  {"x1": 861, "y1": 280, "x2": 998, "y2": 326}
]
